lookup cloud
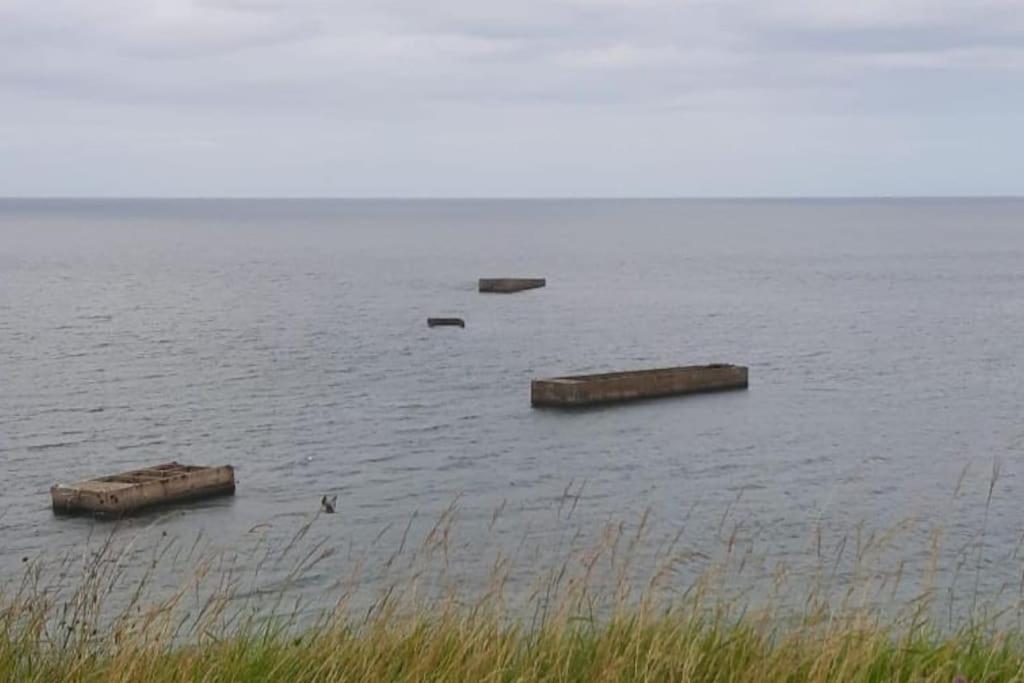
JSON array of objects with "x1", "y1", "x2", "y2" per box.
[
  {"x1": 3, "y1": 0, "x2": 1022, "y2": 107},
  {"x1": 1, "y1": 0, "x2": 1023, "y2": 195}
]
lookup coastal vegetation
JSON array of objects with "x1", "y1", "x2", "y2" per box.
[
  {"x1": 3, "y1": 483, "x2": 1024, "y2": 682},
  {"x1": 3, "y1": 590, "x2": 1021, "y2": 681}
]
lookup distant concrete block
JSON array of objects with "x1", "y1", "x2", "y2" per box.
[
  {"x1": 428, "y1": 317, "x2": 465, "y2": 328},
  {"x1": 478, "y1": 278, "x2": 546, "y2": 293}
]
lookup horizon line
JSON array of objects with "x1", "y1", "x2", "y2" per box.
[{"x1": 1, "y1": 194, "x2": 1022, "y2": 201}]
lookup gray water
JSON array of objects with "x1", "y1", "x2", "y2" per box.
[{"x1": 2, "y1": 198, "x2": 1024, "y2": 607}]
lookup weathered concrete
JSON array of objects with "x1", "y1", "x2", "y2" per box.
[
  {"x1": 51, "y1": 462, "x2": 235, "y2": 517},
  {"x1": 428, "y1": 317, "x2": 465, "y2": 328},
  {"x1": 531, "y1": 364, "x2": 748, "y2": 407},
  {"x1": 478, "y1": 278, "x2": 546, "y2": 293}
]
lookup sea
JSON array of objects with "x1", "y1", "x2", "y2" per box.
[{"x1": 2, "y1": 198, "x2": 1023, "y2": 613}]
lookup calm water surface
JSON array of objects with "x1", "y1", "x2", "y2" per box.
[{"x1": 2, "y1": 198, "x2": 1023, "y2": 605}]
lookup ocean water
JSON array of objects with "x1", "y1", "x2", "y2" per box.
[{"x1": 2, "y1": 198, "x2": 1024, "y2": 606}]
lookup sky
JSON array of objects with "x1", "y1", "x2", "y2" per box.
[{"x1": 1, "y1": 0, "x2": 1023, "y2": 197}]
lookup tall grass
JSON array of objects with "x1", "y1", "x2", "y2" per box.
[{"x1": 3, "y1": 482, "x2": 1024, "y2": 681}]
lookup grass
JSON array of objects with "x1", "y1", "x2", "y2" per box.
[
  {"x1": 3, "y1": 581, "x2": 1023, "y2": 681},
  {"x1": 3, "y1": 469, "x2": 1024, "y2": 681}
]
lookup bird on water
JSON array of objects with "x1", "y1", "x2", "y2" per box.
[{"x1": 321, "y1": 495, "x2": 337, "y2": 514}]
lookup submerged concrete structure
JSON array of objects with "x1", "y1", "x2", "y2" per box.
[
  {"x1": 51, "y1": 462, "x2": 235, "y2": 517},
  {"x1": 427, "y1": 317, "x2": 465, "y2": 328},
  {"x1": 478, "y1": 278, "x2": 546, "y2": 293},
  {"x1": 531, "y1": 364, "x2": 748, "y2": 407}
]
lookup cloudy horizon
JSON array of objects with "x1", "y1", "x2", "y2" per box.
[{"x1": 2, "y1": 0, "x2": 1023, "y2": 197}]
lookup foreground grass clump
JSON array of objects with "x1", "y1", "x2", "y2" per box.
[
  {"x1": 3, "y1": 591, "x2": 1024, "y2": 681},
  {"x1": 3, "y1": 472, "x2": 1022, "y2": 682}
]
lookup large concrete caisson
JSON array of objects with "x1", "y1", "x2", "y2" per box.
[
  {"x1": 531, "y1": 364, "x2": 748, "y2": 407},
  {"x1": 478, "y1": 278, "x2": 546, "y2": 293},
  {"x1": 51, "y1": 462, "x2": 235, "y2": 517}
]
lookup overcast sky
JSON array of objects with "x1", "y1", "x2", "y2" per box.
[{"x1": 2, "y1": 0, "x2": 1023, "y2": 197}]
